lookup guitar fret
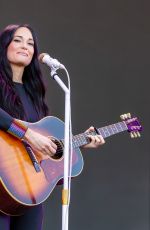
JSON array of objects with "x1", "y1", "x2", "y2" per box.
[
  {"x1": 78, "y1": 134, "x2": 85, "y2": 146},
  {"x1": 116, "y1": 122, "x2": 123, "y2": 132},
  {"x1": 98, "y1": 128, "x2": 105, "y2": 137},
  {"x1": 72, "y1": 137, "x2": 78, "y2": 148},
  {"x1": 107, "y1": 125, "x2": 115, "y2": 135},
  {"x1": 109, "y1": 125, "x2": 114, "y2": 134},
  {"x1": 122, "y1": 121, "x2": 128, "y2": 130},
  {"x1": 74, "y1": 135, "x2": 82, "y2": 147},
  {"x1": 73, "y1": 134, "x2": 88, "y2": 148},
  {"x1": 112, "y1": 124, "x2": 118, "y2": 133},
  {"x1": 106, "y1": 127, "x2": 111, "y2": 136},
  {"x1": 101, "y1": 127, "x2": 110, "y2": 137},
  {"x1": 119, "y1": 122, "x2": 127, "y2": 131}
]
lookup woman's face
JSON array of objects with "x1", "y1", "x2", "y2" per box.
[{"x1": 7, "y1": 27, "x2": 34, "y2": 67}]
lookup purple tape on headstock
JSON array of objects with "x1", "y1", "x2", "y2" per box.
[{"x1": 125, "y1": 117, "x2": 142, "y2": 132}]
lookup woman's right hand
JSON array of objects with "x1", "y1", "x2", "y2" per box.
[{"x1": 23, "y1": 128, "x2": 57, "y2": 157}]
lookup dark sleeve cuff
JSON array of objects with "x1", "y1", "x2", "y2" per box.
[{"x1": 0, "y1": 108, "x2": 13, "y2": 131}]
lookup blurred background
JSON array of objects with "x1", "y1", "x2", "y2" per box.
[{"x1": 1, "y1": 0, "x2": 149, "y2": 229}]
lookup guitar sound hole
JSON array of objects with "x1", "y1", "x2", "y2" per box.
[{"x1": 51, "y1": 139, "x2": 63, "y2": 160}]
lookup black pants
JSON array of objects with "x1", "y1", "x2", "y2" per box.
[{"x1": 0, "y1": 204, "x2": 43, "y2": 230}]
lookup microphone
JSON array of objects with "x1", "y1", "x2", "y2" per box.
[{"x1": 38, "y1": 53, "x2": 65, "y2": 70}]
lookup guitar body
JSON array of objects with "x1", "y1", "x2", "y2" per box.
[{"x1": 0, "y1": 116, "x2": 84, "y2": 216}]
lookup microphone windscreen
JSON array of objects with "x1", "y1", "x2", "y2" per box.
[{"x1": 38, "y1": 53, "x2": 47, "y2": 63}]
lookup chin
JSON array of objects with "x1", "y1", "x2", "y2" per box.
[{"x1": 16, "y1": 60, "x2": 32, "y2": 67}]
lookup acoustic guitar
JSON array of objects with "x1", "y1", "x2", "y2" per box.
[{"x1": 0, "y1": 113, "x2": 142, "y2": 215}]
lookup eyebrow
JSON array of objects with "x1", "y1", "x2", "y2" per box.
[{"x1": 14, "y1": 35, "x2": 34, "y2": 41}]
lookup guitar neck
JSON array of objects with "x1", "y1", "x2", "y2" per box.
[{"x1": 72, "y1": 121, "x2": 128, "y2": 148}]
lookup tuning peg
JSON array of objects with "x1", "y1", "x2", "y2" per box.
[
  {"x1": 130, "y1": 132, "x2": 135, "y2": 138},
  {"x1": 137, "y1": 131, "x2": 141, "y2": 137},
  {"x1": 133, "y1": 132, "x2": 138, "y2": 138},
  {"x1": 120, "y1": 114, "x2": 126, "y2": 120},
  {"x1": 124, "y1": 114, "x2": 128, "y2": 119},
  {"x1": 127, "y1": 113, "x2": 131, "y2": 118}
]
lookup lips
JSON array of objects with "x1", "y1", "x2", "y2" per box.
[{"x1": 17, "y1": 52, "x2": 28, "y2": 57}]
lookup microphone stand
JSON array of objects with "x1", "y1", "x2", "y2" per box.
[{"x1": 50, "y1": 67, "x2": 71, "y2": 230}]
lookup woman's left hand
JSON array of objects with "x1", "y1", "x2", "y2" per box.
[{"x1": 83, "y1": 126, "x2": 105, "y2": 148}]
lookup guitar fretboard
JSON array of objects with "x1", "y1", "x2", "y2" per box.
[{"x1": 72, "y1": 121, "x2": 128, "y2": 148}]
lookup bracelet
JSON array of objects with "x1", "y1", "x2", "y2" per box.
[{"x1": 7, "y1": 119, "x2": 28, "y2": 139}]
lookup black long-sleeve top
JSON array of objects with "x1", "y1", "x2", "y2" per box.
[{"x1": 0, "y1": 82, "x2": 39, "y2": 131}]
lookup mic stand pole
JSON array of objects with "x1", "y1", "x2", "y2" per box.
[{"x1": 50, "y1": 67, "x2": 70, "y2": 230}]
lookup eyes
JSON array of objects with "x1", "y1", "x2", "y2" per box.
[{"x1": 13, "y1": 38, "x2": 34, "y2": 47}]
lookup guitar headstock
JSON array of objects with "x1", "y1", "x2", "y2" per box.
[{"x1": 120, "y1": 113, "x2": 142, "y2": 138}]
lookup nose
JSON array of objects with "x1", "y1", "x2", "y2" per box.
[{"x1": 21, "y1": 42, "x2": 28, "y2": 50}]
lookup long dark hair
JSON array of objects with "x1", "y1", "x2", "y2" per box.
[{"x1": 0, "y1": 24, "x2": 48, "y2": 120}]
